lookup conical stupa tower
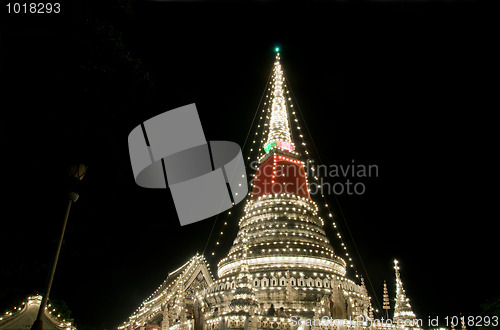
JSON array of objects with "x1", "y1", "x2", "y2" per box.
[
  {"x1": 207, "y1": 51, "x2": 370, "y2": 322},
  {"x1": 393, "y1": 259, "x2": 419, "y2": 327}
]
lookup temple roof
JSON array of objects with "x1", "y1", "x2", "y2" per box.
[
  {"x1": 0, "y1": 295, "x2": 76, "y2": 330},
  {"x1": 119, "y1": 253, "x2": 214, "y2": 330}
]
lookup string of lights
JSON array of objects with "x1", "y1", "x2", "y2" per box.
[
  {"x1": 205, "y1": 61, "x2": 275, "y2": 260},
  {"x1": 284, "y1": 72, "x2": 384, "y2": 315}
]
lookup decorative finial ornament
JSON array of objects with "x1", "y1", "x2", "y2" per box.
[{"x1": 383, "y1": 279, "x2": 390, "y2": 319}]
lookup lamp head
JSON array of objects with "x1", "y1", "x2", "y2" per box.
[{"x1": 68, "y1": 164, "x2": 88, "y2": 181}]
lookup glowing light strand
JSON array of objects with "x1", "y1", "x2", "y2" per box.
[
  {"x1": 206, "y1": 61, "x2": 276, "y2": 260},
  {"x1": 207, "y1": 54, "x2": 279, "y2": 262},
  {"x1": 284, "y1": 73, "x2": 385, "y2": 315}
]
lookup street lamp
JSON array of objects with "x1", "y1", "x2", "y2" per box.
[{"x1": 31, "y1": 164, "x2": 87, "y2": 330}]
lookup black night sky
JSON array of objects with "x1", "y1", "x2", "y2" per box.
[{"x1": 1, "y1": 0, "x2": 498, "y2": 329}]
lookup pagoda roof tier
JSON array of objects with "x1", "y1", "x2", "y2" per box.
[{"x1": 218, "y1": 255, "x2": 346, "y2": 278}]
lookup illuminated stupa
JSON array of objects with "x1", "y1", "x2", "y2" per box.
[
  {"x1": 204, "y1": 51, "x2": 371, "y2": 329},
  {"x1": 119, "y1": 50, "x2": 420, "y2": 330}
]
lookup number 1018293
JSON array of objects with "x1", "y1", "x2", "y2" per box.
[{"x1": 6, "y1": 3, "x2": 60, "y2": 14}]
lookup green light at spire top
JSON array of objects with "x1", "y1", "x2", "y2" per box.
[{"x1": 275, "y1": 47, "x2": 280, "y2": 52}]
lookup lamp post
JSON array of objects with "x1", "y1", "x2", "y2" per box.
[{"x1": 31, "y1": 164, "x2": 87, "y2": 330}]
